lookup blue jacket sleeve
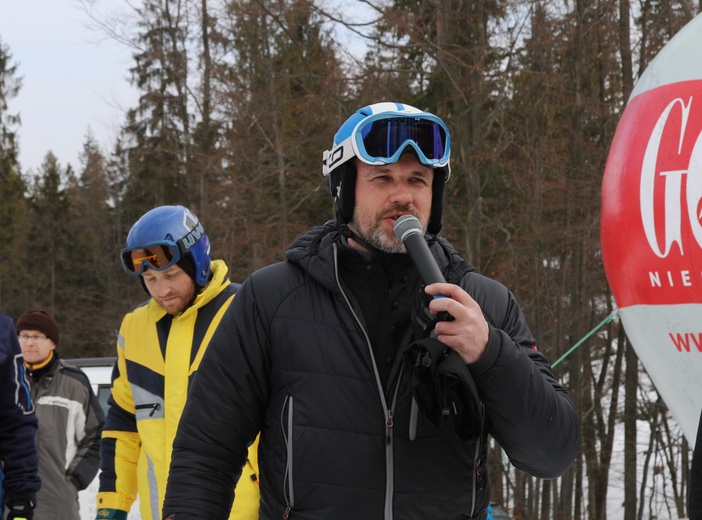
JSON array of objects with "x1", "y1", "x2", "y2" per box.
[{"x1": 0, "y1": 313, "x2": 41, "y2": 506}]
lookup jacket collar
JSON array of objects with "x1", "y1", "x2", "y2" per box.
[{"x1": 286, "y1": 221, "x2": 475, "y2": 287}]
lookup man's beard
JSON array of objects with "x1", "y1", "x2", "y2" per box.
[
  {"x1": 352, "y1": 204, "x2": 423, "y2": 254},
  {"x1": 357, "y1": 224, "x2": 406, "y2": 254}
]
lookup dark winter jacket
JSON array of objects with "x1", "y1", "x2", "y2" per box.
[
  {"x1": 27, "y1": 352, "x2": 104, "y2": 519},
  {"x1": 163, "y1": 221, "x2": 580, "y2": 520},
  {"x1": 0, "y1": 313, "x2": 40, "y2": 508}
]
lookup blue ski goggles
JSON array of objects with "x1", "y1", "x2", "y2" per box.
[
  {"x1": 323, "y1": 114, "x2": 451, "y2": 176},
  {"x1": 121, "y1": 241, "x2": 183, "y2": 275}
]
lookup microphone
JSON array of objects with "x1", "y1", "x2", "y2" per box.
[
  {"x1": 393, "y1": 215, "x2": 446, "y2": 286},
  {"x1": 393, "y1": 215, "x2": 451, "y2": 339}
]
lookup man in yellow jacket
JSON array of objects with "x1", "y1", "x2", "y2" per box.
[{"x1": 96, "y1": 205, "x2": 259, "y2": 520}]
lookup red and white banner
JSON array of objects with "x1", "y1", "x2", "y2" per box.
[{"x1": 601, "y1": 14, "x2": 702, "y2": 446}]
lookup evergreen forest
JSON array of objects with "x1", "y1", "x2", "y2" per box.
[{"x1": 0, "y1": 0, "x2": 697, "y2": 517}]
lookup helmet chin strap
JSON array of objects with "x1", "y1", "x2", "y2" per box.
[{"x1": 338, "y1": 223, "x2": 384, "y2": 256}]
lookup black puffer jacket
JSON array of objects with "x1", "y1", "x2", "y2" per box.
[{"x1": 163, "y1": 222, "x2": 580, "y2": 520}]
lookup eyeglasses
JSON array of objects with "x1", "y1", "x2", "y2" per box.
[
  {"x1": 18, "y1": 334, "x2": 48, "y2": 343},
  {"x1": 121, "y1": 242, "x2": 183, "y2": 275},
  {"x1": 323, "y1": 114, "x2": 451, "y2": 176}
]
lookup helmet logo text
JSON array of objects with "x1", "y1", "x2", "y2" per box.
[
  {"x1": 327, "y1": 145, "x2": 345, "y2": 170},
  {"x1": 182, "y1": 209, "x2": 204, "y2": 250}
]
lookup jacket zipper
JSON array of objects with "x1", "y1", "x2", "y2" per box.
[
  {"x1": 469, "y1": 402, "x2": 485, "y2": 517},
  {"x1": 135, "y1": 402, "x2": 161, "y2": 417},
  {"x1": 385, "y1": 373, "x2": 404, "y2": 520},
  {"x1": 332, "y1": 242, "x2": 395, "y2": 520},
  {"x1": 385, "y1": 410, "x2": 394, "y2": 444}
]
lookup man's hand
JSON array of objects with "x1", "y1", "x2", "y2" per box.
[
  {"x1": 411, "y1": 286, "x2": 450, "y2": 339},
  {"x1": 424, "y1": 282, "x2": 489, "y2": 364},
  {"x1": 5, "y1": 495, "x2": 33, "y2": 520}
]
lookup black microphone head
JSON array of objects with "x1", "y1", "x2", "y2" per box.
[{"x1": 393, "y1": 215, "x2": 424, "y2": 243}]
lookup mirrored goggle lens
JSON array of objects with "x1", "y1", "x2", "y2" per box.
[
  {"x1": 121, "y1": 244, "x2": 178, "y2": 274},
  {"x1": 358, "y1": 118, "x2": 448, "y2": 163}
]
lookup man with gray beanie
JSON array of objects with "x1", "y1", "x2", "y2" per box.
[{"x1": 17, "y1": 310, "x2": 104, "y2": 520}]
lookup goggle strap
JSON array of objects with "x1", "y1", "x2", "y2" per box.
[{"x1": 323, "y1": 138, "x2": 355, "y2": 177}]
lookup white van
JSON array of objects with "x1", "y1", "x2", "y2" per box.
[{"x1": 67, "y1": 357, "x2": 141, "y2": 520}]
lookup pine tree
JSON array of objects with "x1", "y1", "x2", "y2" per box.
[
  {"x1": 206, "y1": 0, "x2": 345, "y2": 277},
  {"x1": 63, "y1": 135, "x2": 135, "y2": 356},
  {"x1": 120, "y1": 0, "x2": 195, "y2": 223},
  {"x1": 0, "y1": 38, "x2": 30, "y2": 315},
  {"x1": 25, "y1": 153, "x2": 72, "y2": 314}
]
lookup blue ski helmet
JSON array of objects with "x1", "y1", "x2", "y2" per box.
[
  {"x1": 121, "y1": 205, "x2": 211, "y2": 288},
  {"x1": 322, "y1": 102, "x2": 451, "y2": 235}
]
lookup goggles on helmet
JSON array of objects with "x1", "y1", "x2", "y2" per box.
[
  {"x1": 323, "y1": 113, "x2": 450, "y2": 176},
  {"x1": 121, "y1": 241, "x2": 183, "y2": 275}
]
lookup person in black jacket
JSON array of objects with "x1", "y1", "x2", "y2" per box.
[
  {"x1": 162, "y1": 102, "x2": 581, "y2": 520},
  {"x1": 0, "y1": 312, "x2": 40, "y2": 520},
  {"x1": 690, "y1": 410, "x2": 702, "y2": 520}
]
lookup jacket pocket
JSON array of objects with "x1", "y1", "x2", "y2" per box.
[
  {"x1": 135, "y1": 401, "x2": 162, "y2": 420},
  {"x1": 281, "y1": 394, "x2": 295, "y2": 514},
  {"x1": 131, "y1": 385, "x2": 165, "y2": 421}
]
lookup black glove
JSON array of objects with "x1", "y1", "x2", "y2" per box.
[
  {"x1": 5, "y1": 495, "x2": 34, "y2": 520},
  {"x1": 411, "y1": 286, "x2": 451, "y2": 340},
  {"x1": 404, "y1": 337, "x2": 483, "y2": 442}
]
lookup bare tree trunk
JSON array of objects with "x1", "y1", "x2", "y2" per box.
[
  {"x1": 638, "y1": 396, "x2": 662, "y2": 520},
  {"x1": 618, "y1": 0, "x2": 633, "y2": 100},
  {"x1": 624, "y1": 332, "x2": 638, "y2": 520},
  {"x1": 435, "y1": 0, "x2": 486, "y2": 263},
  {"x1": 659, "y1": 410, "x2": 685, "y2": 516},
  {"x1": 514, "y1": 471, "x2": 527, "y2": 518},
  {"x1": 681, "y1": 435, "x2": 690, "y2": 518},
  {"x1": 575, "y1": 450, "x2": 584, "y2": 519},
  {"x1": 540, "y1": 480, "x2": 550, "y2": 520},
  {"x1": 259, "y1": 6, "x2": 289, "y2": 250},
  {"x1": 162, "y1": 0, "x2": 193, "y2": 204},
  {"x1": 487, "y1": 441, "x2": 504, "y2": 504},
  {"x1": 199, "y1": 0, "x2": 212, "y2": 216},
  {"x1": 594, "y1": 321, "x2": 624, "y2": 517},
  {"x1": 617, "y1": 0, "x2": 637, "y2": 515}
]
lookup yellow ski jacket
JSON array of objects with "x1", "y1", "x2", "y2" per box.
[{"x1": 97, "y1": 260, "x2": 259, "y2": 520}]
